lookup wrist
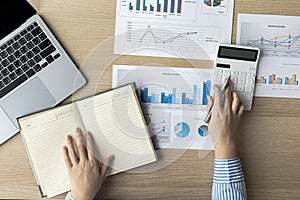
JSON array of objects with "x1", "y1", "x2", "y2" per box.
[
  {"x1": 214, "y1": 141, "x2": 238, "y2": 159},
  {"x1": 70, "y1": 191, "x2": 93, "y2": 200}
]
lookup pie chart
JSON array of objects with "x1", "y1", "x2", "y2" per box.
[
  {"x1": 204, "y1": 0, "x2": 222, "y2": 7},
  {"x1": 174, "y1": 122, "x2": 190, "y2": 138},
  {"x1": 198, "y1": 125, "x2": 209, "y2": 137}
]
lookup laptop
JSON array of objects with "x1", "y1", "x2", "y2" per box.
[{"x1": 0, "y1": 0, "x2": 87, "y2": 145}]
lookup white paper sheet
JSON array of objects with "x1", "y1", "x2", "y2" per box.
[
  {"x1": 237, "y1": 14, "x2": 300, "y2": 98},
  {"x1": 114, "y1": 0, "x2": 234, "y2": 60},
  {"x1": 112, "y1": 65, "x2": 214, "y2": 150}
]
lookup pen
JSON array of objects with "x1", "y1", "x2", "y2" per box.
[{"x1": 204, "y1": 75, "x2": 231, "y2": 124}]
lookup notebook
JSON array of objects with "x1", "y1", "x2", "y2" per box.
[{"x1": 18, "y1": 83, "x2": 158, "y2": 198}]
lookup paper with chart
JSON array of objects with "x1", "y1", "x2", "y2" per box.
[
  {"x1": 112, "y1": 65, "x2": 214, "y2": 150},
  {"x1": 114, "y1": 0, "x2": 234, "y2": 59},
  {"x1": 237, "y1": 14, "x2": 300, "y2": 98}
]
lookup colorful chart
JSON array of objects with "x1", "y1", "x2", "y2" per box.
[
  {"x1": 204, "y1": 0, "x2": 222, "y2": 7},
  {"x1": 198, "y1": 125, "x2": 209, "y2": 137},
  {"x1": 129, "y1": 0, "x2": 183, "y2": 14},
  {"x1": 140, "y1": 81, "x2": 211, "y2": 105},
  {"x1": 256, "y1": 74, "x2": 299, "y2": 85},
  {"x1": 174, "y1": 122, "x2": 190, "y2": 138}
]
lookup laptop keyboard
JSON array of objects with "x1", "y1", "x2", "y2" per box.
[{"x1": 0, "y1": 22, "x2": 61, "y2": 99}]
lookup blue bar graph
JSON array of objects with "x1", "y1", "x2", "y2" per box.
[
  {"x1": 164, "y1": 0, "x2": 168, "y2": 12},
  {"x1": 177, "y1": 0, "x2": 182, "y2": 13},
  {"x1": 202, "y1": 80, "x2": 211, "y2": 105},
  {"x1": 128, "y1": 0, "x2": 182, "y2": 13},
  {"x1": 182, "y1": 93, "x2": 186, "y2": 104},
  {"x1": 136, "y1": 0, "x2": 140, "y2": 11},
  {"x1": 143, "y1": 0, "x2": 146, "y2": 11},
  {"x1": 193, "y1": 85, "x2": 198, "y2": 104},
  {"x1": 139, "y1": 81, "x2": 211, "y2": 105},
  {"x1": 170, "y1": 0, "x2": 175, "y2": 13}
]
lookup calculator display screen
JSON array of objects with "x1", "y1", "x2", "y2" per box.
[{"x1": 218, "y1": 46, "x2": 258, "y2": 62}]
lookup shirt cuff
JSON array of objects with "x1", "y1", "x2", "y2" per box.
[
  {"x1": 213, "y1": 158, "x2": 244, "y2": 183},
  {"x1": 65, "y1": 191, "x2": 75, "y2": 200}
]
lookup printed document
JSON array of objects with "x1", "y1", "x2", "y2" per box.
[
  {"x1": 113, "y1": 65, "x2": 214, "y2": 150},
  {"x1": 115, "y1": 0, "x2": 234, "y2": 59},
  {"x1": 237, "y1": 14, "x2": 300, "y2": 98}
]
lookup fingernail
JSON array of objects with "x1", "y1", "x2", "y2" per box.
[
  {"x1": 106, "y1": 155, "x2": 115, "y2": 166},
  {"x1": 87, "y1": 131, "x2": 91, "y2": 137}
]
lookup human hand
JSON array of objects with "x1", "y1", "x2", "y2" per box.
[
  {"x1": 63, "y1": 128, "x2": 114, "y2": 200},
  {"x1": 207, "y1": 84, "x2": 244, "y2": 159}
]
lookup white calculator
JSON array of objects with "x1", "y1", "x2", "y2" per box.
[{"x1": 212, "y1": 44, "x2": 260, "y2": 110}]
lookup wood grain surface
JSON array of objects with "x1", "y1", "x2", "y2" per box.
[{"x1": 0, "y1": 0, "x2": 299, "y2": 199}]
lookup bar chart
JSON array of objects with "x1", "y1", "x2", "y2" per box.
[
  {"x1": 256, "y1": 74, "x2": 299, "y2": 85},
  {"x1": 120, "y1": 0, "x2": 197, "y2": 21},
  {"x1": 139, "y1": 81, "x2": 211, "y2": 105},
  {"x1": 128, "y1": 0, "x2": 182, "y2": 13}
]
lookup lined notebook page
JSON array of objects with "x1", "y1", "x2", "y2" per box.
[
  {"x1": 19, "y1": 104, "x2": 85, "y2": 198},
  {"x1": 77, "y1": 84, "x2": 157, "y2": 174}
]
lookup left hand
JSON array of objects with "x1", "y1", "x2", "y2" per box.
[{"x1": 63, "y1": 128, "x2": 114, "y2": 200}]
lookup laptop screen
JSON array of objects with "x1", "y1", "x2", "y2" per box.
[{"x1": 0, "y1": 0, "x2": 36, "y2": 40}]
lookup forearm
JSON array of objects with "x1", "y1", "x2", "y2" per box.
[{"x1": 212, "y1": 158, "x2": 247, "y2": 200}]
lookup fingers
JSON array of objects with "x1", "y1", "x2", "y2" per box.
[
  {"x1": 66, "y1": 135, "x2": 79, "y2": 165},
  {"x1": 238, "y1": 104, "x2": 245, "y2": 117},
  {"x1": 232, "y1": 91, "x2": 245, "y2": 118},
  {"x1": 213, "y1": 85, "x2": 222, "y2": 109},
  {"x1": 224, "y1": 86, "x2": 232, "y2": 112},
  {"x1": 207, "y1": 95, "x2": 214, "y2": 110},
  {"x1": 75, "y1": 128, "x2": 88, "y2": 161},
  {"x1": 62, "y1": 146, "x2": 72, "y2": 169},
  {"x1": 100, "y1": 155, "x2": 115, "y2": 178},
  {"x1": 232, "y1": 92, "x2": 240, "y2": 113},
  {"x1": 86, "y1": 131, "x2": 97, "y2": 161}
]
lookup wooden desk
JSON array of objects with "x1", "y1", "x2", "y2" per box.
[{"x1": 1, "y1": 0, "x2": 300, "y2": 199}]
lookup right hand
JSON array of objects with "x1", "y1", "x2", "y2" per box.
[{"x1": 207, "y1": 85, "x2": 244, "y2": 159}]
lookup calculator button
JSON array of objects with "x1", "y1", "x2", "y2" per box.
[
  {"x1": 244, "y1": 102, "x2": 251, "y2": 110},
  {"x1": 240, "y1": 72, "x2": 247, "y2": 77},
  {"x1": 246, "y1": 78, "x2": 254, "y2": 85},
  {"x1": 247, "y1": 72, "x2": 255, "y2": 77},
  {"x1": 243, "y1": 93, "x2": 252, "y2": 101},
  {"x1": 230, "y1": 84, "x2": 236, "y2": 91},
  {"x1": 217, "y1": 69, "x2": 223, "y2": 75},
  {"x1": 245, "y1": 87, "x2": 253, "y2": 93},
  {"x1": 238, "y1": 77, "x2": 246, "y2": 84},
  {"x1": 231, "y1": 76, "x2": 238, "y2": 83},
  {"x1": 213, "y1": 75, "x2": 222, "y2": 83},
  {"x1": 222, "y1": 75, "x2": 230, "y2": 83},
  {"x1": 248, "y1": 67, "x2": 255, "y2": 72},
  {"x1": 233, "y1": 71, "x2": 239, "y2": 76},
  {"x1": 237, "y1": 85, "x2": 244, "y2": 92},
  {"x1": 224, "y1": 70, "x2": 231, "y2": 75}
]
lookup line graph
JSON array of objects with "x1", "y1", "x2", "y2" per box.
[
  {"x1": 246, "y1": 35, "x2": 300, "y2": 49},
  {"x1": 139, "y1": 25, "x2": 197, "y2": 44},
  {"x1": 240, "y1": 22, "x2": 300, "y2": 58},
  {"x1": 125, "y1": 21, "x2": 220, "y2": 56}
]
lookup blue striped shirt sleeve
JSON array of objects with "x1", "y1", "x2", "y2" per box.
[
  {"x1": 212, "y1": 158, "x2": 247, "y2": 200},
  {"x1": 65, "y1": 191, "x2": 74, "y2": 200}
]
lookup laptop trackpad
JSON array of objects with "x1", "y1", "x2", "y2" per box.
[{"x1": 1, "y1": 77, "x2": 56, "y2": 127}]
